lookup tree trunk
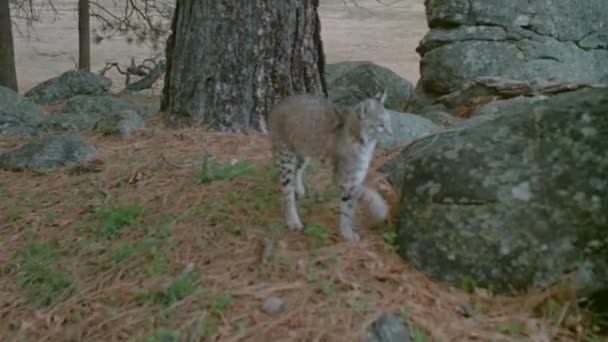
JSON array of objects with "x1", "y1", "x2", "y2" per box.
[
  {"x1": 161, "y1": 0, "x2": 327, "y2": 132},
  {"x1": 78, "y1": 0, "x2": 91, "y2": 71},
  {"x1": 0, "y1": 0, "x2": 18, "y2": 91}
]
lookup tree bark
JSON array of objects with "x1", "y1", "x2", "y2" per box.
[
  {"x1": 162, "y1": 0, "x2": 327, "y2": 132},
  {"x1": 0, "y1": 0, "x2": 18, "y2": 91},
  {"x1": 78, "y1": 0, "x2": 91, "y2": 71}
]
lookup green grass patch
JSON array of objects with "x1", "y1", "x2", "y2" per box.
[
  {"x1": 4, "y1": 241, "x2": 73, "y2": 307},
  {"x1": 88, "y1": 202, "x2": 144, "y2": 239},
  {"x1": 136, "y1": 272, "x2": 200, "y2": 307},
  {"x1": 194, "y1": 155, "x2": 253, "y2": 184},
  {"x1": 304, "y1": 221, "x2": 331, "y2": 248}
]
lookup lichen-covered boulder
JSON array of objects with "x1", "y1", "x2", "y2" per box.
[
  {"x1": 0, "y1": 87, "x2": 44, "y2": 136},
  {"x1": 62, "y1": 95, "x2": 157, "y2": 118},
  {"x1": 326, "y1": 61, "x2": 415, "y2": 111},
  {"x1": 0, "y1": 135, "x2": 99, "y2": 171},
  {"x1": 93, "y1": 110, "x2": 145, "y2": 137},
  {"x1": 382, "y1": 88, "x2": 608, "y2": 296},
  {"x1": 25, "y1": 70, "x2": 111, "y2": 104}
]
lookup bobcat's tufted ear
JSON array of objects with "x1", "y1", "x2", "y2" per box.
[{"x1": 373, "y1": 89, "x2": 388, "y2": 104}]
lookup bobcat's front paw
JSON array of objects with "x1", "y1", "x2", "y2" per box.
[
  {"x1": 287, "y1": 220, "x2": 304, "y2": 232},
  {"x1": 340, "y1": 226, "x2": 360, "y2": 242}
]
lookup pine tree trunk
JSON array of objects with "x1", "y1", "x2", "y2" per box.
[
  {"x1": 161, "y1": 0, "x2": 327, "y2": 132},
  {"x1": 0, "y1": 0, "x2": 18, "y2": 91},
  {"x1": 78, "y1": 0, "x2": 91, "y2": 71}
]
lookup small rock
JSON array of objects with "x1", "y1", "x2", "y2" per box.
[
  {"x1": 262, "y1": 296, "x2": 285, "y2": 315},
  {"x1": 0, "y1": 134, "x2": 99, "y2": 171},
  {"x1": 366, "y1": 313, "x2": 410, "y2": 342},
  {"x1": 25, "y1": 69, "x2": 111, "y2": 104}
]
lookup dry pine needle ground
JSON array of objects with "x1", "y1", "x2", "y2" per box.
[{"x1": 0, "y1": 120, "x2": 600, "y2": 341}]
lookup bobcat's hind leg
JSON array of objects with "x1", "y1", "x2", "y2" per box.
[
  {"x1": 275, "y1": 148, "x2": 303, "y2": 231},
  {"x1": 295, "y1": 156, "x2": 309, "y2": 199}
]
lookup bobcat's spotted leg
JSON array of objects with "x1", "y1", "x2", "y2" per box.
[
  {"x1": 275, "y1": 148, "x2": 303, "y2": 231},
  {"x1": 339, "y1": 182, "x2": 362, "y2": 242},
  {"x1": 295, "y1": 156, "x2": 309, "y2": 199}
]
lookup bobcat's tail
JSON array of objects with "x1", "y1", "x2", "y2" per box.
[{"x1": 360, "y1": 188, "x2": 389, "y2": 222}]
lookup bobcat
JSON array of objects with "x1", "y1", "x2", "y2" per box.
[{"x1": 268, "y1": 92, "x2": 392, "y2": 242}]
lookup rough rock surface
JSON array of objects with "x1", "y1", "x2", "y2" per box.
[
  {"x1": 382, "y1": 88, "x2": 608, "y2": 296},
  {"x1": 326, "y1": 61, "x2": 415, "y2": 111},
  {"x1": 365, "y1": 313, "x2": 410, "y2": 342},
  {"x1": 0, "y1": 135, "x2": 99, "y2": 171},
  {"x1": 377, "y1": 111, "x2": 441, "y2": 149},
  {"x1": 93, "y1": 110, "x2": 145, "y2": 137},
  {"x1": 413, "y1": 0, "x2": 608, "y2": 109},
  {"x1": 62, "y1": 95, "x2": 157, "y2": 118},
  {"x1": 25, "y1": 70, "x2": 111, "y2": 104},
  {"x1": 0, "y1": 87, "x2": 44, "y2": 136}
]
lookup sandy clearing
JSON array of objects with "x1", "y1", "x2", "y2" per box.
[{"x1": 12, "y1": 0, "x2": 427, "y2": 93}]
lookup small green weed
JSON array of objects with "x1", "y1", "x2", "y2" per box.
[
  {"x1": 194, "y1": 155, "x2": 253, "y2": 184},
  {"x1": 497, "y1": 321, "x2": 524, "y2": 336},
  {"x1": 5, "y1": 241, "x2": 72, "y2": 307},
  {"x1": 460, "y1": 274, "x2": 477, "y2": 294},
  {"x1": 346, "y1": 299, "x2": 367, "y2": 312},
  {"x1": 139, "y1": 327, "x2": 180, "y2": 342},
  {"x1": 89, "y1": 202, "x2": 144, "y2": 239},
  {"x1": 305, "y1": 221, "x2": 331, "y2": 247},
  {"x1": 318, "y1": 281, "x2": 338, "y2": 297},
  {"x1": 382, "y1": 229, "x2": 398, "y2": 252},
  {"x1": 210, "y1": 291, "x2": 233, "y2": 315},
  {"x1": 136, "y1": 272, "x2": 199, "y2": 307}
]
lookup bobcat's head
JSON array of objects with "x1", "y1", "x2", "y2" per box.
[{"x1": 357, "y1": 90, "x2": 392, "y2": 138}]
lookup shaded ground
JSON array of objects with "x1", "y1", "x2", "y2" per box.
[{"x1": 0, "y1": 115, "x2": 596, "y2": 341}]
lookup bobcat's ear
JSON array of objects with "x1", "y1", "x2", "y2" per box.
[
  {"x1": 380, "y1": 89, "x2": 388, "y2": 104},
  {"x1": 358, "y1": 102, "x2": 368, "y2": 119},
  {"x1": 373, "y1": 89, "x2": 388, "y2": 104}
]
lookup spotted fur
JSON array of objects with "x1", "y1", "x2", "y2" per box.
[{"x1": 268, "y1": 92, "x2": 391, "y2": 242}]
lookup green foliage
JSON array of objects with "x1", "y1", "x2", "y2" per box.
[
  {"x1": 305, "y1": 221, "x2": 331, "y2": 247},
  {"x1": 460, "y1": 274, "x2": 477, "y2": 294},
  {"x1": 138, "y1": 328, "x2": 180, "y2": 342},
  {"x1": 497, "y1": 321, "x2": 524, "y2": 336},
  {"x1": 210, "y1": 291, "x2": 233, "y2": 315},
  {"x1": 194, "y1": 155, "x2": 253, "y2": 184},
  {"x1": 382, "y1": 229, "x2": 398, "y2": 252},
  {"x1": 136, "y1": 272, "x2": 199, "y2": 307},
  {"x1": 318, "y1": 281, "x2": 338, "y2": 297},
  {"x1": 89, "y1": 202, "x2": 144, "y2": 239},
  {"x1": 4, "y1": 241, "x2": 72, "y2": 307}
]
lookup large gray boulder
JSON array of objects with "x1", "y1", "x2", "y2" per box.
[
  {"x1": 377, "y1": 111, "x2": 441, "y2": 149},
  {"x1": 62, "y1": 95, "x2": 157, "y2": 117},
  {"x1": 0, "y1": 87, "x2": 44, "y2": 136},
  {"x1": 25, "y1": 70, "x2": 111, "y2": 104},
  {"x1": 413, "y1": 0, "x2": 608, "y2": 109},
  {"x1": 0, "y1": 135, "x2": 99, "y2": 171},
  {"x1": 43, "y1": 95, "x2": 156, "y2": 133},
  {"x1": 326, "y1": 61, "x2": 415, "y2": 111},
  {"x1": 382, "y1": 88, "x2": 608, "y2": 296}
]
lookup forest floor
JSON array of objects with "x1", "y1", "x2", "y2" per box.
[
  {"x1": 3, "y1": 0, "x2": 604, "y2": 341},
  {"x1": 0, "y1": 114, "x2": 599, "y2": 341}
]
